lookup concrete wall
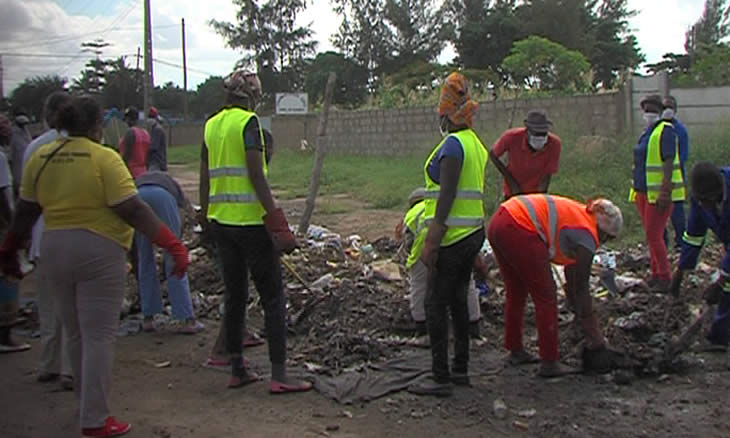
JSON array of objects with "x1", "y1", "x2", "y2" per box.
[
  {"x1": 264, "y1": 92, "x2": 624, "y2": 156},
  {"x1": 631, "y1": 72, "x2": 730, "y2": 134}
]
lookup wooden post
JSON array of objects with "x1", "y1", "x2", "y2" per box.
[
  {"x1": 181, "y1": 18, "x2": 189, "y2": 121},
  {"x1": 298, "y1": 72, "x2": 337, "y2": 235}
]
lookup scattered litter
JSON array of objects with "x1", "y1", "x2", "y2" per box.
[
  {"x1": 371, "y1": 260, "x2": 403, "y2": 282},
  {"x1": 517, "y1": 409, "x2": 536, "y2": 418},
  {"x1": 493, "y1": 399, "x2": 507, "y2": 419},
  {"x1": 512, "y1": 420, "x2": 529, "y2": 431},
  {"x1": 613, "y1": 312, "x2": 647, "y2": 330}
]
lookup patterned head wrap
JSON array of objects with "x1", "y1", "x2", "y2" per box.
[
  {"x1": 438, "y1": 72, "x2": 479, "y2": 128},
  {"x1": 223, "y1": 69, "x2": 262, "y2": 102},
  {"x1": 587, "y1": 198, "x2": 623, "y2": 237}
]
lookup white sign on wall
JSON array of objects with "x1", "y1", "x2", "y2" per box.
[{"x1": 275, "y1": 93, "x2": 308, "y2": 115}]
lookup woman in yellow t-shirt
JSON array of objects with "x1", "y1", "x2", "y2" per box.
[{"x1": 0, "y1": 96, "x2": 190, "y2": 438}]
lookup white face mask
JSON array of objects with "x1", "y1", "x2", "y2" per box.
[
  {"x1": 643, "y1": 112, "x2": 660, "y2": 126},
  {"x1": 528, "y1": 134, "x2": 548, "y2": 150},
  {"x1": 661, "y1": 108, "x2": 675, "y2": 120}
]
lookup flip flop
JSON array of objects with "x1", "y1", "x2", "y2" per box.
[
  {"x1": 202, "y1": 357, "x2": 249, "y2": 372},
  {"x1": 0, "y1": 343, "x2": 31, "y2": 353},
  {"x1": 228, "y1": 371, "x2": 262, "y2": 389},
  {"x1": 269, "y1": 380, "x2": 313, "y2": 394},
  {"x1": 243, "y1": 332, "x2": 265, "y2": 347}
]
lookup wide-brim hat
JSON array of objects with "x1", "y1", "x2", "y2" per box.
[{"x1": 524, "y1": 110, "x2": 553, "y2": 132}]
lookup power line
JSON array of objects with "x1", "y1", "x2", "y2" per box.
[{"x1": 4, "y1": 24, "x2": 177, "y2": 52}]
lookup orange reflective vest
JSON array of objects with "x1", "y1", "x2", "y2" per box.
[{"x1": 501, "y1": 194, "x2": 599, "y2": 265}]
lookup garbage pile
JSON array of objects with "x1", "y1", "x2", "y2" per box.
[{"x1": 118, "y1": 210, "x2": 725, "y2": 378}]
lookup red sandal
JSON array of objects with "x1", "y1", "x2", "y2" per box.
[
  {"x1": 227, "y1": 371, "x2": 262, "y2": 389},
  {"x1": 81, "y1": 417, "x2": 131, "y2": 437},
  {"x1": 269, "y1": 379, "x2": 313, "y2": 394}
]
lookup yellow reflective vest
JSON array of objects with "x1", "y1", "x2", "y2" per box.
[
  {"x1": 204, "y1": 106, "x2": 267, "y2": 226},
  {"x1": 630, "y1": 121, "x2": 686, "y2": 203},
  {"x1": 422, "y1": 129, "x2": 488, "y2": 246},
  {"x1": 404, "y1": 201, "x2": 426, "y2": 268}
]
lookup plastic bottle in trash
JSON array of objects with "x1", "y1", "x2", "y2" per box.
[{"x1": 476, "y1": 280, "x2": 490, "y2": 297}]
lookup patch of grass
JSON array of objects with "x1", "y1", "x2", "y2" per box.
[
  {"x1": 170, "y1": 123, "x2": 730, "y2": 247},
  {"x1": 168, "y1": 144, "x2": 201, "y2": 167}
]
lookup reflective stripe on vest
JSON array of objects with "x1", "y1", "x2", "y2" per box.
[
  {"x1": 422, "y1": 129, "x2": 488, "y2": 246},
  {"x1": 682, "y1": 231, "x2": 705, "y2": 247},
  {"x1": 501, "y1": 194, "x2": 599, "y2": 265},
  {"x1": 405, "y1": 203, "x2": 426, "y2": 269},
  {"x1": 204, "y1": 107, "x2": 267, "y2": 226},
  {"x1": 209, "y1": 167, "x2": 249, "y2": 178},
  {"x1": 515, "y1": 194, "x2": 558, "y2": 258},
  {"x1": 646, "y1": 121, "x2": 686, "y2": 203}
]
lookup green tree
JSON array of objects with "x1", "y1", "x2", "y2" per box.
[
  {"x1": 674, "y1": 43, "x2": 730, "y2": 87},
  {"x1": 190, "y1": 76, "x2": 226, "y2": 119},
  {"x1": 502, "y1": 36, "x2": 591, "y2": 92},
  {"x1": 449, "y1": 0, "x2": 521, "y2": 78},
  {"x1": 72, "y1": 39, "x2": 113, "y2": 95},
  {"x1": 685, "y1": 0, "x2": 730, "y2": 63},
  {"x1": 9, "y1": 75, "x2": 68, "y2": 121},
  {"x1": 304, "y1": 52, "x2": 369, "y2": 108},
  {"x1": 331, "y1": 0, "x2": 394, "y2": 86},
  {"x1": 102, "y1": 57, "x2": 143, "y2": 110},
  {"x1": 589, "y1": 0, "x2": 643, "y2": 88},
  {"x1": 210, "y1": 0, "x2": 317, "y2": 110},
  {"x1": 383, "y1": 0, "x2": 451, "y2": 71}
]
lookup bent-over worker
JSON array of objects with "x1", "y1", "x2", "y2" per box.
[
  {"x1": 490, "y1": 110, "x2": 561, "y2": 198},
  {"x1": 487, "y1": 194, "x2": 622, "y2": 377},
  {"x1": 670, "y1": 162, "x2": 730, "y2": 352}
]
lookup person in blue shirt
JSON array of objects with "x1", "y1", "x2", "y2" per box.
[
  {"x1": 663, "y1": 96, "x2": 690, "y2": 250},
  {"x1": 670, "y1": 162, "x2": 730, "y2": 351}
]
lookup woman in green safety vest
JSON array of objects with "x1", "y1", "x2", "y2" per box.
[
  {"x1": 630, "y1": 94, "x2": 685, "y2": 293},
  {"x1": 408, "y1": 72, "x2": 488, "y2": 398}
]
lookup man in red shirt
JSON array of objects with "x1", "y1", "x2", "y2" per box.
[
  {"x1": 491, "y1": 110, "x2": 561, "y2": 198},
  {"x1": 119, "y1": 107, "x2": 151, "y2": 178}
]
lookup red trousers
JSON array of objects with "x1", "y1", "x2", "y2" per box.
[
  {"x1": 635, "y1": 193, "x2": 673, "y2": 281},
  {"x1": 487, "y1": 207, "x2": 559, "y2": 361}
]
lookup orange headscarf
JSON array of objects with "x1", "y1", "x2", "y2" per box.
[{"x1": 438, "y1": 72, "x2": 479, "y2": 128}]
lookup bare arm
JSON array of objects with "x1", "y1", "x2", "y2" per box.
[
  {"x1": 199, "y1": 142, "x2": 210, "y2": 218},
  {"x1": 0, "y1": 188, "x2": 12, "y2": 228},
  {"x1": 488, "y1": 149, "x2": 522, "y2": 196},
  {"x1": 246, "y1": 149, "x2": 276, "y2": 214},
  {"x1": 434, "y1": 156, "x2": 460, "y2": 225},
  {"x1": 110, "y1": 195, "x2": 165, "y2": 240},
  {"x1": 537, "y1": 174, "x2": 552, "y2": 193},
  {"x1": 7, "y1": 199, "x2": 42, "y2": 241},
  {"x1": 121, "y1": 130, "x2": 134, "y2": 164}
]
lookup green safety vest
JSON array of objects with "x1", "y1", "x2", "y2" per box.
[
  {"x1": 404, "y1": 201, "x2": 426, "y2": 268},
  {"x1": 204, "y1": 107, "x2": 267, "y2": 226},
  {"x1": 645, "y1": 121, "x2": 685, "y2": 203},
  {"x1": 422, "y1": 129, "x2": 488, "y2": 247}
]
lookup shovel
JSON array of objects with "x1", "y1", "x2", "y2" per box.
[{"x1": 663, "y1": 303, "x2": 715, "y2": 361}]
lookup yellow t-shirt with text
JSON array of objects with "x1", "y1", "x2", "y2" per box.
[{"x1": 21, "y1": 136, "x2": 137, "y2": 249}]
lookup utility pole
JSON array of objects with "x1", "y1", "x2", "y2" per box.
[
  {"x1": 181, "y1": 17, "x2": 189, "y2": 121},
  {"x1": 0, "y1": 55, "x2": 4, "y2": 100},
  {"x1": 143, "y1": 0, "x2": 154, "y2": 112}
]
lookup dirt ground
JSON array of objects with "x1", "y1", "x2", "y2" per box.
[{"x1": 2, "y1": 166, "x2": 730, "y2": 438}]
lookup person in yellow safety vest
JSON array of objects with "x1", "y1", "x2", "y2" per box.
[
  {"x1": 396, "y1": 187, "x2": 485, "y2": 343},
  {"x1": 198, "y1": 69, "x2": 312, "y2": 394},
  {"x1": 407, "y1": 72, "x2": 488, "y2": 398},
  {"x1": 630, "y1": 94, "x2": 685, "y2": 293}
]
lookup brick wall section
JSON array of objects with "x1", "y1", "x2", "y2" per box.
[{"x1": 165, "y1": 92, "x2": 623, "y2": 154}]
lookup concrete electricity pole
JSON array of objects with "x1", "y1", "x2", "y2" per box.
[
  {"x1": 181, "y1": 17, "x2": 189, "y2": 121},
  {"x1": 143, "y1": 0, "x2": 154, "y2": 113}
]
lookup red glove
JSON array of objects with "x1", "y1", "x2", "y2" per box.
[
  {"x1": 263, "y1": 208, "x2": 297, "y2": 254},
  {"x1": 420, "y1": 222, "x2": 447, "y2": 270},
  {"x1": 153, "y1": 226, "x2": 189, "y2": 278},
  {"x1": 0, "y1": 232, "x2": 25, "y2": 279}
]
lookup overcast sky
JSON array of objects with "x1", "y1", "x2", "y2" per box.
[{"x1": 0, "y1": 0, "x2": 708, "y2": 95}]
